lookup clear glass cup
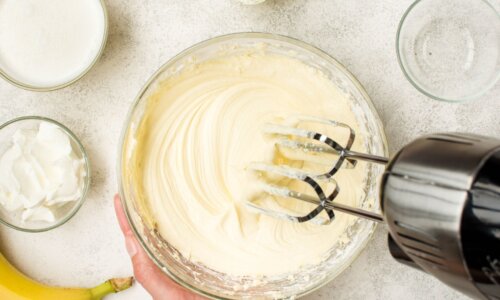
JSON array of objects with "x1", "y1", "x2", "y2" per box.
[
  {"x1": 397, "y1": 0, "x2": 500, "y2": 102},
  {"x1": 0, "y1": 0, "x2": 108, "y2": 92},
  {"x1": 0, "y1": 116, "x2": 90, "y2": 232},
  {"x1": 119, "y1": 33, "x2": 388, "y2": 299}
]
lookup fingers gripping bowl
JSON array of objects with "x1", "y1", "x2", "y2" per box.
[{"x1": 119, "y1": 33, "x2": 388, "y2": 299}]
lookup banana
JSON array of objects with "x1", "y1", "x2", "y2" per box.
[{"x1": 0, "y1": 252, "x2": 133, "y2": 300}]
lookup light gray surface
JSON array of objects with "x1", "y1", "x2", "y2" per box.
[{"x1": 0, "y1": 0, "x2": 498, "y2": 299}]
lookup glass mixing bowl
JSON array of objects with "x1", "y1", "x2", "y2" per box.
[{"x1": 119, "y1": 33, "x2": 388, "y2": 299}]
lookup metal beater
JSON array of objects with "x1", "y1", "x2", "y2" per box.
[
  {"x1": 248, "y1": 115, "x2": 389, "y2": 224},
  {"x1": 248, "y1": 116, "x2": 500, "y2": 299}
]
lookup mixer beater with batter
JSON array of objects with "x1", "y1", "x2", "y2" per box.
[{"x1": 248, "y1": 116, "x2": 500, "y2": 300}]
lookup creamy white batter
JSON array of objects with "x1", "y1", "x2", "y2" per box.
[{"x1": 130, "y1": 53, "x2": 368, "y2": 277}]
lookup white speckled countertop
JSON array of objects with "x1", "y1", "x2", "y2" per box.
[{"x1": 0, "y1": 0, "x2": 498, "y2": 299}]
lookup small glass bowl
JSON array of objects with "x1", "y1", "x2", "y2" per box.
[
  {"x1": 0, "y1": 116, "x2": 90, "y2": 232},
  {"x1": 0, "y1": 0, "x2": 108, "y2": 92},
  {"x1": 397, "y1": 0, "x2": 500, "y2": 102}
]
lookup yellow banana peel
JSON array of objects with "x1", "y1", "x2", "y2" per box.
[{"x1": 0, "y1": 252, "x2": 133, "y2": 300}]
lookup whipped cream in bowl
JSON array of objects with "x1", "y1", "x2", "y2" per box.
[{"x1": 0, "y1": 116, "x2": 90, "y2": 232}]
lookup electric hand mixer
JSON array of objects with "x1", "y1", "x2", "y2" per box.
[{"x1": 248, "y1": 116, "x2": 500, "y2": 300}]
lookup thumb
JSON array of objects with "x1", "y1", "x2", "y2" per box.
[
  {"x1": 128, "y1": 236, "x2": 201, "y2": 299},
  {"x1": 114, "y1": 194, "x2": 193, "y2": 299},
  {"x1": 126, "y1": 234, "x2": 168, "y2": 293}
]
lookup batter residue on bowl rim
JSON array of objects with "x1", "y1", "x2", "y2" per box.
[{"x1": 128, "y1": 51, "x2": 370, "y2": 277}]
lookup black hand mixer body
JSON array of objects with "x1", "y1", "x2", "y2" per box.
[{"x1": 381, "y1": 133, "x2": 500, "y2": 299}]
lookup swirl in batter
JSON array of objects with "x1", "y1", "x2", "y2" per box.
[{"x1": 130, "y1": 53, "x2": 368, "y2": 277}]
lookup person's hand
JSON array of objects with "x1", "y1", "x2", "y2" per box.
[{"x1": 114, "y1": 194, "x2": 206, "y2": 300}]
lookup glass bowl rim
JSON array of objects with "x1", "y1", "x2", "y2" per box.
[
  {"x1": 117, "y1": 32, "x2": 389, "y2": 299},
  {"x1": 0, "y1": 0, "x2": 109, "y2": 92},
  {"x1": 396, "y1": 0, "x2": 500, "y2": 103},
  {"x1": 0, "y1": 116, "x2": 91, "y2": 232}
]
